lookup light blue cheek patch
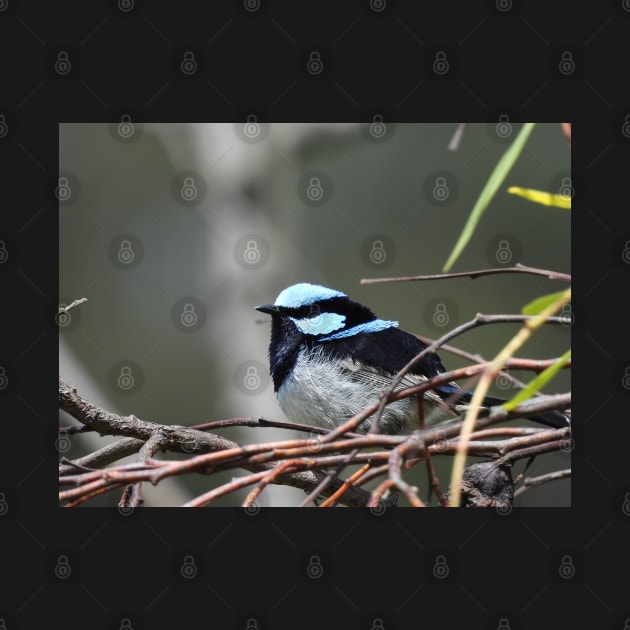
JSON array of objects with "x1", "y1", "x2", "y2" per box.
[
  {"x1": 292, "y1": 312, "x2": 346, "y2": 336},
  {"x1": 320, "y1": 318, "x2": 398, "y2": 341}
]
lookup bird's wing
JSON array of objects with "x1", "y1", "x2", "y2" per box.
[{"x1": 338, "y1": 357, "x2": 457, "y2": 418}]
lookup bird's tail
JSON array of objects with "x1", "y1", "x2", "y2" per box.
[{"x1": 435, "y1": 385, "x2": 570, "y2": 429}]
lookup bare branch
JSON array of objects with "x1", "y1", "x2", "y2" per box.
[
  {"x1": 58, "y1": 298, "x2": 88, "y2": 314},
  {"x1": 513, "y1": 469, "x2": 571, "y2": 498},
  {"x1": 361, "y1": 263, "x2": 571, "y2": 285}
]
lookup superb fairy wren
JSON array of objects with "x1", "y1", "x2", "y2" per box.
[{"x1": 256, "y1": 283, "x2": 569, "y2": 434}]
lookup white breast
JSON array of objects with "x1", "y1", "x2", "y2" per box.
[{"x1": 276, "y1": 346, "x2": 453, "y2": 434}]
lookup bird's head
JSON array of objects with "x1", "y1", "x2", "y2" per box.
[{"x1": 256, "y1": 283, "x2": 398, "y2": 341}]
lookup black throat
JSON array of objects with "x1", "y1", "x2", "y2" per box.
[
  {"x1": 266, "y1": 316, "x2": 304, "y2": 392},
  {"x1": 264, "y1": 296, "x2": 378, "y2": 391}
]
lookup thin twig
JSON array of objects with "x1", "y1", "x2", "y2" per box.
[
  {"x1": 58, "y1": 298, "x2": 88, "y2": 314},
  {"x1": 318, "y1": 464, "x2": 372, "y2": 508},
  {"x1": 361, "y1": 263, "x2": 571, "y2": 285},
  {"x1": 513, "y1": 469, "x2": 571, "y2": 498}
]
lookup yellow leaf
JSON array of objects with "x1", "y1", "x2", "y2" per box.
[{"x1": 507, "y1": 186, "x2": 571, "y2": 209}]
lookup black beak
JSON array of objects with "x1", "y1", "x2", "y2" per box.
[{"x1": 255, "y1": 304, "x2": 281, "y2": 316}]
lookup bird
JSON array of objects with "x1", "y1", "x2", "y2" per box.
[{"x1": 256, "y1": 283, "x2": 569, "y2": 435}]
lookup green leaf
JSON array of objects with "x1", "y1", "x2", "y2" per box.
[
  {"x1": 522, "y1": 291, "x2": 568, "y2": 315},
  {"x1": 503, "y1": 349, "x2": 571, "y2": 412},
  {"x1": 443, "y1": 122, "x2": 536, "y2": 271}
]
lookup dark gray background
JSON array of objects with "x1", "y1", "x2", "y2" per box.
[{"x1": 1, "y1": 0, "x2": 626, "y2": 627}]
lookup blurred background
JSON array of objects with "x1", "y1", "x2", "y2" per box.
[{"x1": 59, "y1": 122, "x2": 570, "y2": 506}]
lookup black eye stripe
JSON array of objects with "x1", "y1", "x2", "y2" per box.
[
  {"x1": 283, "y1": 297, "x2": 378, "y2": 326},
  {"x1": 287, "y1": 299, "x2": 341, "y2": 318}
]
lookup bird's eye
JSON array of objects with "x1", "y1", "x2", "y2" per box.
[{"x1": 307, "y1": 307, "x2": 322, "y2": 323}]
